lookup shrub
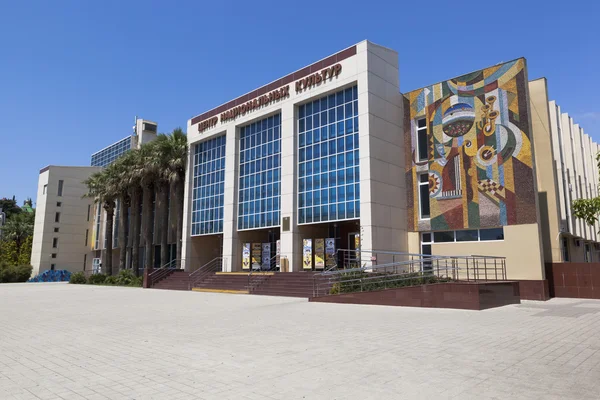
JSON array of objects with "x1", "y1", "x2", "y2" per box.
[
  {"x1": 0, "y1": 263, "x2": 33, "y2": 283},
  {"x1": 104, "y1": 275, "x2": 117, "y2": 285},
  {"x1": 115, "y1": 270, "x2": 137, "y2": 286},
  {"x1": 88, "y1": 273, "x2": 106, "y2": 284},
  {"x1": 69, "y1": 272, "x2": 87, "y2": 284}
]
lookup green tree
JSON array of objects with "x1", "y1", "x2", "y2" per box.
[
  {"x1": 153, "y1": 128, "x2": 188, "y2": 267},
  {"x1": 83, "y1": 163, "x2": 120, "y2": 276},
  {"x1": 154, "y1": 128, "x2": 188, "y2": 268},
  {"x1": 17, "y1": 235, "x2": 33, "y2": 265},
  {"x1": 0, "y1": 240, "x2": 18, "y2": 265},
  {"x1": 573, "y1": 154, "x2": 600, "y2": 228},
  {"x1": 2, "y1": 212, "x2": 34, "y2": 249},
  {"x1": 135, "y1": 141, "x2": 159, "y2": 271},
  {"x1": 0, "y1": 196, "x2": 21, "y2": 219}
]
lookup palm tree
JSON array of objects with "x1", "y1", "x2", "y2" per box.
[
  {"x1": 83, "y1": 165, "x2": 120, "y2": 276},
  {"x1": 153, "y1": 128, "x2": 188, "y2": 268},
  {"x1": 134, "y1": 141, "x2": 159, "y2": 272},
  {"x1": 152, "y1": 134, "x2": 172, "y2": 268},
  {"x1": 154, "y1": 128, "x2": 188, "y2": 268},
  {"x1": 2, "y1": 212, "x2": 34, "y2": 249},
  {"x1": 125, "y1": 149, "x2": 143, "y2": 276},
  {"x1": 111, "y1": 153, "x2": 136, "y2": 272}
]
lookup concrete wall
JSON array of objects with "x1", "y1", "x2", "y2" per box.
[
  {"x1": 31, "y1": 166, "x2": 100, "y2": 276},
  {"x1": 528, "y1": 79, "x2": 562, "y2": 263},
  {"x1": 548, "y1": 100, "x2": 600, "y2": 262},
  {"x1": 430, "y1": 224, "x2": 544, "y2": 280}
]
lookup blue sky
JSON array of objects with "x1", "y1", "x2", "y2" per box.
[{"x1": 1, "y1": 0, "x2": 599, "y2": 205}]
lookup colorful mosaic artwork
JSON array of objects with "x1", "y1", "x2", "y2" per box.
[{"x1": 404, "y1": 59, "x2": 537, "y2": 231}]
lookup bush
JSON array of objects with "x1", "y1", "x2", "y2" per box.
[
  {"x1": 0, "y1": 263, "x2": 33, "y2": 283},
  {"x1": 88, "y1": 273, "x2": 106, "y2": 285},
  {"x1": 115, "y1": 270, "x2": 138, "y2": 286},
  {"x1": 329, "y1": 271, "x2": 451, "y2": 295},
  {"x1": 69, "y1": 272, "x2": 87, "y2": 284},
  {"x1": 104, "y1": 275, "x2": 117, "y2": 285}
]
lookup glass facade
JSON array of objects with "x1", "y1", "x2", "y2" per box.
[
  {"x1": 238, "y1": 114, "x2": 281, "y2": 230},
  {"x1": 91, "y1": 136, "x2": 132, "y2": 167},
  {"x1": 298, "y1": 85, "x2": 359, "y2": 224},
  {"x1": 191, "y1": 136, "x2": 226, "y2": 235}
]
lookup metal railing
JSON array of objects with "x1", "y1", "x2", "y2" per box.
[
  {"x1": 313, "y1": 251, "x2": 506, "y2": 297},
  {"x1": 247, "y1": 255, "x2": 287, "y2": 293},
  {"x1": 188, "y1": 257, "x2": 225, "y2": 290},
  {"x1": 147, "y1": 259, "x2": 180, "y2": 287}
]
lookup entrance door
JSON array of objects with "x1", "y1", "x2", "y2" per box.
[
  {"x1": 348, "y1": 232, "x2": 360, "y2": 268},
  {"x1": 420, "y1": 233, "x2": 433, "y2": 272}
]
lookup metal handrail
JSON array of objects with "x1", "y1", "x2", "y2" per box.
[
  {"x1": 188, "y1": 257, "x2": 224, "y2": 290},
  {"x1": 312, "y1": 254, "x2": 507, "y2": 297},
  {"x1": 147, "y1": 259, "x2": 180, "y2": 287}
]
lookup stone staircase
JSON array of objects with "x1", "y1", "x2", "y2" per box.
[
  {"x1": 151, "y1": 270, "x2": 325, "y2": 298},
  {"x1": 252, "y1": 272, "x2": 318, "y2": 298},
  {"x1": 192, "y1": 273, "x2": 250, "y2": 294},
  {"x1": 152, "y1": 270, "x2": 191, "y2": 291}
]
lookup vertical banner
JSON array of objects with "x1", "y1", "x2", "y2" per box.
[
  {"x1": 275, "y1": 240, "x2": 281, "y2": 269},
  {"x1": 262, "y1": 243, "x2": 271, "y2": 270},
  {"x1": 251, "y1": 243, "x2": 262, "y2": 270},
  {"x1": 303, "y1": 239, "x2": 313, "y2": 270},
  {"x1": 354, "y1": 234, "x2": 361, "y2": 267},
  {"x1": 242, "y1": 243, "x2": 251, "y2": 270},
  {"x1": 315, "y1": 239, "x2": 325, "y2": 270},
  {"x1": 325, "y1": 238, "x2": 336, "y2": 269}
]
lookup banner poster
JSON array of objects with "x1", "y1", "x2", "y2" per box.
[
  {"x1": 262, "y1": 243, "x2": 271, "y2": 270},
  {"x1": 325, "y1": 238, "x2": 336, "y2": 268},
  {"x1": 251, "y1": 243, "x2": 262, "y2": 270},
  {"x1": 275, "y1": 240, "x2": 281, "y2": 268},
  {"x1": 315, "y1": 239, "x2": 325, "y2": 270},
  {"x1": 242, "y1": 243, "x2": 251, "y2": 270},
  {"x1": 303, "y1": 239, "x2": 313, "y2": 270},
  {"x1": 354, "y1": 234, "x2": 361, "y2": 266}
]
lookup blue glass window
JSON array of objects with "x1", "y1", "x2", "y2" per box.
[
  {"x1": 238, "y1": 114, "x2": 281, "y2": 230},
  {"x1": 90, "y1": 136, "x2": 132, "y2": 167},
  {"x1": 297, "y1": 86, "x2": 359, "y2": 224},
  {"x1": 191, "y1": 135, "x2": 226, "y2": 235}
]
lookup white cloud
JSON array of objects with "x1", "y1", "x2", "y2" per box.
[{"x1": 578, "y1": 112, "x2": 600, "y2": 120}]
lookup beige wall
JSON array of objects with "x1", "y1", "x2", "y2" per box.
[
  {"x1": 427, "y1": 224, "x2": 544, "y2": 280},
  {"x1": 31, "y1": 166, "x2": 100, "y2": 276},
  {"x1": 528, "y1": 79, "x2": 562, "y2": 263}
]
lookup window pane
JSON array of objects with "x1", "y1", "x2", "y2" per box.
[
  {"x1": 419, "y1": 183, "x2": 430, "y2": 218},
  {"x1": 433, "y1": 231, "x2": 454, "y2": 243},
  {"x1": 455, "y1": 230, "x2": 478, "y2": 242},
  {"x1": 479, "y1": 228, "x2": 504, "y2": 241}
]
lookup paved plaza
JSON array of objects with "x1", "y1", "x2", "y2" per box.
[{"x1": 1, "y1": 284, "x2": 600, "y2": 399}]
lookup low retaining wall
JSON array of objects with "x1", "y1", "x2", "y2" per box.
[
  {"x1": 546, "y1": 263, "x2": 600, "y2": 299},
  {"x1": 309, "y1": 281, "x2": 521, "y2": 310}
]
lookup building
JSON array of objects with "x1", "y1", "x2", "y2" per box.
[
  {"x1": 30, "y1": 118, "x2": 158, "y2": 276},
  {"x1": 31, "y1": 165, "x2": 100, "y2": 276},
  {"x1": 182, "y1": 40, "x2": 599, "y2": 299}
]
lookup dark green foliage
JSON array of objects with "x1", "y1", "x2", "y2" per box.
[
  {"x1": 69, "y1": 272, "x2": 87, "y2": 284},
  {"x1": 87, "y1": 273, "x2": 106, "y2": 285},
  {"x1": 0, "y1": 262, "x2": 33, "y2": 283},
  {"x1": 329, "y1": 271, "x2": 450, "y2": 295},
  {"x1": 104, "y1": 276, "x2": 117, "y2": 285},
  {"x1": 114, "y1": 270, "x2": 142, "y2": 286}
]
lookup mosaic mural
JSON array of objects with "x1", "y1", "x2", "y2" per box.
[{"x1": 405, "y1": 59, "x2": 537, "y2": 231}]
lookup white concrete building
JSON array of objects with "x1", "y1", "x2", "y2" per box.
[
  {"x1": 31, "y1": 118, "x2": 159, "y2": 276},
  {"x1": 31, "y1": 166, "x2": 100, "y2": 276},
  {"x1": 183, "y1": 41, "x2": 407, "y2": 272}
]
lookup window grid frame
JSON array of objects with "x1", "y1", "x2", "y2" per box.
[
  {"x1": 297, "y1": 85, "x2": 360, "y2": 225},
  {"x1": 237, "y1": 113, "x2": 282, "y2": 231},
  {"x1": 191, "y1": 135, "x2": 227, "y2": 236}
]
